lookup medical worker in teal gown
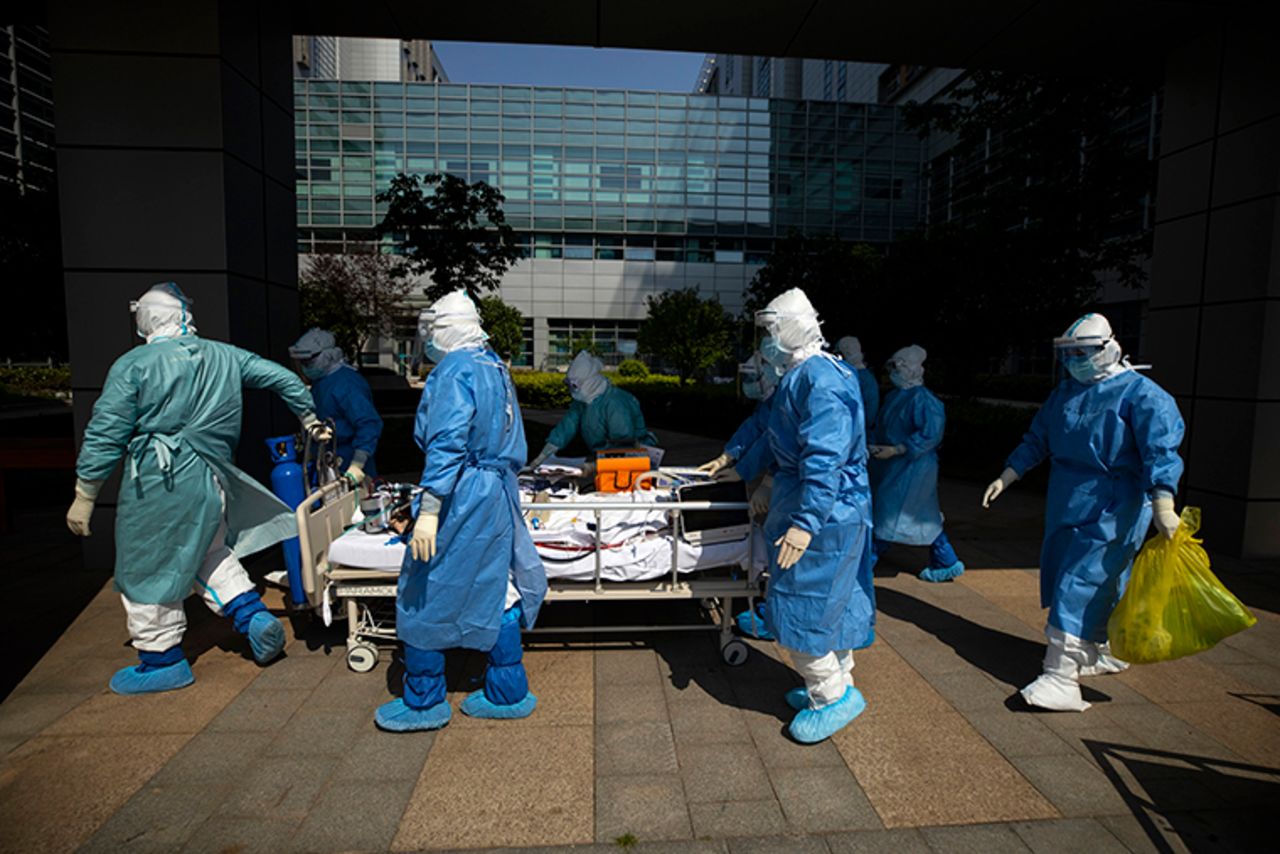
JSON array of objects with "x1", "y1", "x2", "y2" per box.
[
  {"x1": 867, "y1": 345, "x2": 965, "y2": 583},
  {"x1": 733, "y1": 287, "x2": 875, "y2": 744},
  {"x1": 983, "y1": 313, "x2": 1185, "y2": 711},
  {"x1": 66, "y1": 282, "x2": 326, "y2": 695},
  {"x1": 529, "y1": 350, "x2": 657, "y2": 467},
  {"x1": 696, "y1": 352, "x2": 782, "y2": 640},
  {"x1": 289, "y1": 327, "x2": 383, "y2": 486},
  {"x1": 375, "y1": 290, "x2": 548, "y2": 732}
]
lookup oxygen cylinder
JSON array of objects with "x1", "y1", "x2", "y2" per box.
[{"x1": 266, "y1": 434, "x2": 307, "y2": 606}]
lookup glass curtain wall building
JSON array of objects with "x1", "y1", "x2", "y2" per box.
[{"x1": 294, "y1": 81, "x2": 924, "y2": 368}]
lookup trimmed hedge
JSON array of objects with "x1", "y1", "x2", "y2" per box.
[{"x1": 0, "y1": 364, "x2": 71, "y2": 400}]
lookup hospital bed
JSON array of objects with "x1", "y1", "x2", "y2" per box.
[{"x1": 294, "y1": 475, "x2": 764, "y2": 673}]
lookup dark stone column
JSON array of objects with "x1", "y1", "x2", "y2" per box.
[
  {"x1": 1145, "y1": 8, "x2": 1280, "y2": 556},
  {"x1": 50, "y1": 1, "x2": 299, "y2": 569}
]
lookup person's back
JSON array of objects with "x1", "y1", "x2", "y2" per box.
[
  {"x1": 310, "y1": 364, "x2": 382, "y2": 476},
  {"x1": 423, "y1": 347, "x2": 526, "y2": 474},
  {"x1": 578, "y1": 384, "x2": 652, "y2": 451}
]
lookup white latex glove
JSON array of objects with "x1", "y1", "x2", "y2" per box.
[
  {"x1": 714, "y1": 467, "x2": 742, "y2": 483},
  {"x1": 983, "y1": 467, "x2": 1019, "y2": 508},
  {"x1": 869, "y1": 444, "x2": 905, "y2": 460},
  {"x1": 66, "y1": 479, "x2": 100, "y2": 537},
  {"x1": 301, "y1": 414, "x2": 333, "y2": 443},
  {"x1": 697, "y1": 453, "x2": 733, "y2": 476},
  {"x1": 775, "y1": 526, "x2": 813, "y2": 570},
  {"x1": 750, "y1": 475, "x2": 773, "y2": 518},
  {"x1": 344, "y1": 462, "x2": 365, "y2": 487},
  {"x1": 530, "y1": 443, "x2": 558, "y2": 470},
  {"x1": 411, "y1": 508, "x2": 439, "y2": 562},
  {"x1": 1151, "y1": 492, "x2": 1179, "y2": 540}
]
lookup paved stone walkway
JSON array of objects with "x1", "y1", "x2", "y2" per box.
[{"x1": 2, "y1": 430, "x2": 1277, "y2": 852}]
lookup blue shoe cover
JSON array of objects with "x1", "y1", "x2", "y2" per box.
[
  {"x1": 374, "y1": 698, "x2": 452, "y2": 732},
  {"x1": 247, "y1": 611, "x2": 286, "y2": 664},
  {"x1": 789, "y1": 686, "x2": 867, "y2": 744},
  {"x1": 109, "y1": 659, "x2": 195, "y2": 695},
  {"x1": 785, "y1": 686, "x2": 810, "y2": 711},
  {"x1": 460, "y1": 690, "x2": 537, "y2": 720},
  {"x1": 736, "y1": 607, "x2": 775, "y2": 641},
  {"x1": 919, "y1": 561, "x2": 965, "y2": 583}
]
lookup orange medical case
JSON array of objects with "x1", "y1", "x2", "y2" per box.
[{"x1": 594, "y1": 449, "x2": 651, "y2": 493}]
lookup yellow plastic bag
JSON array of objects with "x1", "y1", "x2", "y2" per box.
[{"x1": 1108, "y1": 507, "x2": 1257, "y2": 664}]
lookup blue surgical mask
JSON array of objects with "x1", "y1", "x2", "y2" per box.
[
  {"x1": 760, "y1": 336, "x2": 787, "y2": 368},
  {"x1": 742, "y1": 378, "x2": 764, "y2": 400},
  {"x1": 889, "y1": 370, "x2": 909, "y2": 389},
  {"x1": 302, "y1": 361, "x2": 327, "y2": 380},
  {"x1": 1065, "y1": 355, "x2": 1097, "y2": 383},
  {"x1": 424, "y1": 340, "x2": 446, "y2": 364}
]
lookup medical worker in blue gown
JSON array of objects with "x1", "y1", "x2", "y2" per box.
[
  {"x1": 695, "y1": 352, "x2": 783, "y2": 639},
  {"x1": 66, "y1": 283, "x2": 326, "y2": 695},
  {"x1": 375, "y1": 290, "x2": 548, "y2": 732},
  {"x1": 836, "y1": 337, "x2": 880, "y2": 432},
  {"x1": 733, "y1": 288, "x2": 876, "y2": 744},
  {"x1": 529, "y1": 350, "x2": 657, "y2": 467},
  {"x1": 984, "y1": 313, "x2": 1184, "y2": 712},
  {"x1": 289, "y1": 328, "x2": 383, "y2": 486},
  {"x1": 868, "y1": 345, "x2": 965, "y2": 583}
]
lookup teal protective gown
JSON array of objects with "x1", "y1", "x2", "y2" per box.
[
  {"x1": 76, "y1": 336, "x2": 316, "y2": 604},
  {"x1": 547, "y1": 384, "x2": 657, "y2": 452}
]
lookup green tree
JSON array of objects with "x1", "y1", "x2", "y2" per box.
[
  {"x1": 478, "y1": 296, "x2": 525, "y2": 364},
  {"x1": 744, "y1": 234, "x2": 883, "y2": 333},
  {"x1": 902, "y1": 70, "x2": 1154, "y2": 294},
  {"x1": 298, "y1": 251, "x2": 411, "y2": 359},
  {"x1": 376, "y1": 172, "x2": 519, "y2": 302},
  {"x1": 569, "y1": 333, "x2": 601, "y2": 359},
  {"x1": 638, "y1": 288, "x2": 734, "y2": 384}
]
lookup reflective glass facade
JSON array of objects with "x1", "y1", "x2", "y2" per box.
[{"x1": 294, "y1": 81, "x2": 925, "y2": 254}]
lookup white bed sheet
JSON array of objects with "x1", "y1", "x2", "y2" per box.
[{"x1": 326, "y1": 526, "x2": 760, "y2": 582}]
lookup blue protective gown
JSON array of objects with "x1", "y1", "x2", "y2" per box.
[
  {"x1": 737, "y1": 355, "x2": 876, "y2": 657},
  {"x1": 869, "y1": 385, "x2": 945, "y2": 546},
  {"x1": 76, "y1": 336, "x2": 316, "y2": 604},
  {"x1": 547, "y1": 384, "x2": 657, "y2": 452},
  {"x1": 1006, "y1": 370, "x2": 1184, "y2": 641},
  {"x1": 856, "y1": 368, "x2": 880, "y2": 431},
  {"x1": 724, "y1": 397, "x2": 774, "y2": 462},
  {"x1": 397, "y1": 347, "x2": 548, "y2": 652},
  {"x1": 310, "y1": 365, "x2": 383, "y2": 476}
]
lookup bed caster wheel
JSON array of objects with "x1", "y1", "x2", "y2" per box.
[
  {"x1": 346, "y1": 643, "x2": 378, "y2": 673},
  {"x1": 721, "y1": 639, "x2": 749, "y2": 667}
]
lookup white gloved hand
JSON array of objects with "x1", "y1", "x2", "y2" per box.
[
  {"x1": 697, "y1": 453, "x2": 733, "y2": 476},
  {"x1": 529, "y1": 443, "x2": 558, "y2": 470},
  {"x1": 869, "y1": 444, "x2": 906, "y2": 460},
  {"x1": 411, "y1": 508, "x2": 439, "y2": 562},
  {"x1": 302, "y1": 414, "x2": 333, "y2": 443},
  {"x1": 1151, "y1": 492, "x2": 1180, "y2": 540},
  {"x1": 983, "y1": 467, "x2": 1019, "y2": 508},
  {"x1": 750, "y1": 475, "x2": 773, "y2": 518},
  {"x1": 714, "y1": 466, "x2": 742, "y2": 483},
  {"x1": 775, "y1": 526, "x2": 813, "y2": 570},
  {"x1": 344, "y1": 462, "x2": 365, "y2": 487},
  {"x1": 66, "y1": 479, "x2": 100, "y2": 537}
]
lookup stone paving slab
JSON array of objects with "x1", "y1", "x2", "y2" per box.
[{"x1": 3, "y1": 477, "x2": 1279, "y2": 853}]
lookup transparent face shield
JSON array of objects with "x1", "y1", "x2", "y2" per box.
[{"x1": 753, "y1": 308, "x2": 787, "y2": 368}]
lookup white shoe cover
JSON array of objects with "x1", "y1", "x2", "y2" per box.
[
  {"x1": 1022, "y1": 625, "x2": 1091, "y2": 712},
  {"x1": 1079, "y1": 642, "x2": 1129, "y2": 677},
  {"x1": 1021, "y1": 672, "x2": 1091, "y2": 711}
]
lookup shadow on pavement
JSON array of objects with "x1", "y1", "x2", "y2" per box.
[
  {"x1": 875, "y1": 586, "x2": 1112, "y2": 707},
  {"x1": 1085, "y1": 740, "x2": 1280, "y2": 853}
]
